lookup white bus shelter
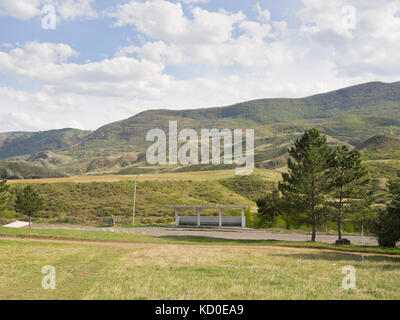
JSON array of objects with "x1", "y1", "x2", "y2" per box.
[{"x1": 168, "y1": 205, "x2": 248, "y2": 228}]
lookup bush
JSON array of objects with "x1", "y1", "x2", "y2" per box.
[
  {"x1": 245, "y1": 210, "x2": 253, "y2": 228},
  {"x1": 371, "y1": 174, "x2": 400, "y2": 247},
  {"x1": 372, "y1": 209, "x2": 400, "y2": 247},
  {"x1": 256, "y1": 188, "x2": 282, "y2": 227}
]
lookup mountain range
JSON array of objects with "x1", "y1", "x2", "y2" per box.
[{"x1": 1, "y1": 81, "x2": 400, "y2": 179}]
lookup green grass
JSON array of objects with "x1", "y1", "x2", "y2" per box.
[
  {"x1": 219, "y1": 174, "x2": 276, "y2": 201},
  {"x1": 1, "y1": 227, "x2": 400, "y2": 255},
  {"x1": 1, "y1": 237, "x2": 400, "y2": 299},
  {"x1": 0, "y1": 239, "x2": 124, "y2": 300},
  {"x1": 0, "y1": 227, "x2": 157, "y2": 243}
]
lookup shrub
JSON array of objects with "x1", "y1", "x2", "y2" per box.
[
  {"x1": 371, "y1": 174, "x2": 400, "y2": 247},
  {"x1": 372, "y1": 209, "x2": 400, "y2": 247},
  {"x1": 256, "y1": 188, "x2": 282, "y2": 227},
  {"x1": 245, "y1": 209, "x2": 253, "y2": 228}
]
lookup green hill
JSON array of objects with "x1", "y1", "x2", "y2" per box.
[
  {"x1": 360, "y1": 135, "x2": 400, "y2": 160},
  {"x1": 0, "y1": 161, "x2": 66, "y2": 179},
  {"x1": 1, "y1": 81, "x2": 400, "y2": 175},
  {"x1": 73, "y1": 81, "x2": 400, "y2": 156},
  {"x1": 360, "y1": 135, "x2": 400, "y2": 150},
  {"x1": 3, "y1": 180, "x2": 253, "y2": 225},
  {"x1": 0, "y1": 128, "x2": 91, "y2": 159}
]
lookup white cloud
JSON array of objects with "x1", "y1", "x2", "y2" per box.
[
  {"x1": 254, "y1": 2, "x2": 271, "y2": 22},
  {"x1": 0, "y1": 0, "x2": 41, "y2": 20},
  {"x1": 299, "y1": 0, "x2": 400, "y2": 77},
  {"x1": 0, "y1": 86, "x2": 135, "y2": 131},
  {"x1": 56, "y1": 0, "x2": 97, "y2": 21},
  {"x1": 239, "y1": 21, "x2": 272, "y2": 39},
  {"x1": 180, "y1": 0, "x2": 209, "y2": 4},
  {"x1": 0, "y1": 87, "x2": 76, "y2": 112},
  {"x1": 0, "y1": 112, "x2": 45, "y2": 132},
  {"x1": 111, "y1": 0, "x2": 296, "y2": 68},
  {"x1": 115, "y1": 41, "x2": 184, "y2": 65},
  {"x1": 111, "y1": 1, "x2": 245, "y2": 44},
  {"x1": 0, "y1": 111, "x2": 86, "y2": 132},
  {"x1": 0, "y1": 41, "x2": 172, "y2": 98},
  {"x1": 0, "y1": 0, "x2": 97, "y2": 21}
]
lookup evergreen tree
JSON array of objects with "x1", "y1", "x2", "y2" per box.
[
  {"x1": 15, "y1": 185, "x2": 44, "y2": 228},
  {"x1": 328, "y1": 146, "x2": 370, "y2": 241},
  {"x1": 0, "y1": 179, "x2": 10, "y2": 212},
  {"x1": 279, "y1": 128, "x2": 332, "y2": 242},
  {"x1": 372, "y1": 173, "x2": 400, "y2": 247}
]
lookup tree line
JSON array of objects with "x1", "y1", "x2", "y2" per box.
[{"x1": 256, "y1": 128, "x2": 400, "y2": 247}]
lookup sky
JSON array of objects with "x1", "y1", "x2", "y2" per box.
[{"x1": 0, "y1": 0, "x2": 399, "y2": 132}]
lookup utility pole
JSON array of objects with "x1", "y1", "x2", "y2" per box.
[
  {"x1": 132, "y1": 179, "x2": 137, "y2": 226},
  {"x1": 361, "y1": 217, "x2": 364, "y2": 246}
]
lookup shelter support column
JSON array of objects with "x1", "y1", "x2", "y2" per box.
[
  {"x1": 175, "y1": 210, "x2": 179, "y2": 226},
  {"x1": 197, "y1": 208, "x2": 201, "y2": 227},
  {"x1": 219, "y1": 209, "x2": 222, "y2": 227},
  {"x1": 241, "y1": 208, "x2": 246, "y2": 228}
]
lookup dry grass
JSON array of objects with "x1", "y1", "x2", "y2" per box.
[
  {"x1": 7, "y1": 170, "x2": 239, "y2": 184},
  {"x1": 85, "y1": 246, "x2": 400, "y2": 300},
  {"x1": 6, "y1": 168, "x2": 284, "y2": 184},
  {"x1": 1, "y1": 239, "x2": 399, "y2": 300}
]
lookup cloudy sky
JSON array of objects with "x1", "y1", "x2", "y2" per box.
[{"x1": 0, "y1": 0, "x2": 399, "y2": 132}]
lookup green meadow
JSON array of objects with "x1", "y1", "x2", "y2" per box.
[{"x1": 1, "y1": 232, "x2": 400, "y2": 300}]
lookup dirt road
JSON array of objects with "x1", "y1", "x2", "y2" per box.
[{"x1": 32, "y1": 224, "x2": 379, "y2": 246}]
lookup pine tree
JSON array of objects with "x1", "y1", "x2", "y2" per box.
[
  {"x1": 328, "y1": 146, "x2": 370, "y2": 241},
  {"x1": 279, "y1": 128, "x2": 332, "y2": 242},
  {"x1": 0, "y1": 179, "x2": 10, "y2": 211},
  {"x1": 15, "y1": 185, "x2": 44, "y2": 228}
]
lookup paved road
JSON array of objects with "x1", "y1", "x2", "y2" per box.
[{"x1": 33, "y1": 224, "x2": 379, "y2": 246}]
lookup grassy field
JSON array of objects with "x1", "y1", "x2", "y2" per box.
[{"x1": 1, "y1": 232, "x2": 400, "y2": 299}]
